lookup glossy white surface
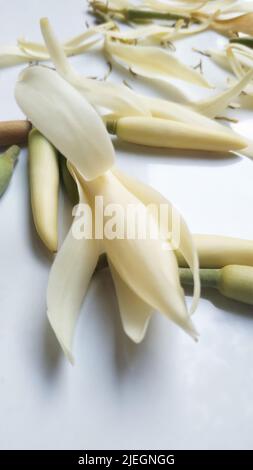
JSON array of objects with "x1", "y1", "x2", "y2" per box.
[{"x1": 0, "y1": 0, "x2": 253, "y2": 451}]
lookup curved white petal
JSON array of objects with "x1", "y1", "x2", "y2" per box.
[
  {"x1": 15, "y1": 66, "x2": 115, "y2": 180},
  {"x1": 0, "y1": 22, "x2": 113, "y2": 68},
  {"x1": 105, "y1": 38, "x2": 212, "y2": 89},
  {"x1": 109, "y1": 259, "x2": 152, "y2": 343},
  {"x1": 82, "y1": 171, "x2": 198, "y2": 339},
  {"x1": 113, "y1": 168, "x2": 200, "y2": 315},
  {"x1": 145, "y1": 95, "x2": 237, "y2": 132},
  {"x1": 40, "y1": 18, "x2": 149, "y2": 117},
  {"x1": 107, "y1": 20, "x2": 209, "y2": 44},
  {"x1": 0, "y1": 45, "x2": 47, "y2": 67},
  {"x1": 47, "y1": 175, "x2": 99, "y2": 363},
  {"x1": 193, "y1": 69, "x2": 253, "y2": 118}
]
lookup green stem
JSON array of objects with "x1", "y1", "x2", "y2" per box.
[
  {"x1": 59, "y1": 155, "x2": 79, "y2": 206},
  {"x1": 106, "y1": 120, "x2": 117, "y2": 135},
  {"x1": 230, "y1": 37, "x2": 253, "y2": 49},
  {"x1": 179, "y1": 268, "x2": 221, "y2": 289},
  {"x1": 0, "y1": 145, "x2": 20, "y2": 197},
  {"x1": 125, "y1": 9, "x2": 190, "y2": 23},
  {"x1": 92, "y1": 2, "x2": 190, "y2": 23},
  {"x1": 3, "y1": 145, "x2": 20, "y2": 164}
]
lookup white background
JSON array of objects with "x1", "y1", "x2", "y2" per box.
[{"x1": 0, "y1": 0, "x2": 253, "y2": 450}]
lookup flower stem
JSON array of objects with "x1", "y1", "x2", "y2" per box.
[
  {"x1": 106, "y1": 119, "x2": 117, "y2": 135},
  {"x1": 125, "y1": 9, "x2": 190, "y2": 23},
  {"x1": 0, "y1": 145, "x2": 20, "y2": 197},
  {"x1": 91, "y1": 2, "x2": 190, "y2": 23},
  {"x1": 230, "y1": 37, "x2": 253, "y2": 49},
  {"x1": 0, "y1": 120, "x2": 32, "y2": 147},
  {"x1": 179, "y1": 268, "x2": 220, "y2": 289},
  {"x1": 3, "y1": 145, "x2": 20, "y2": 164}
]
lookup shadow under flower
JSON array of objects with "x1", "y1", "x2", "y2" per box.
[
  {"x1": 184, "y1": 285, "x2": 253, "y2": 320},
  {"x1": 113, "y1": 138, "x2": 241, "y2": 167}
]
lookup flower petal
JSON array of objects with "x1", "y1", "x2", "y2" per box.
[
  {"x1": 107, "y1": 20, "x2": 210, "y2": 44},
  {"x1": 212, "y1": 13, "x2": 253, "y2": 35},
  {"x1": 192, "y1": 69, "x2": 253, "y2": 117},
  {"x1": 109, "y1": 259, "x2": 152, "y2": 343},
  {"x1": 112, "y1": 168, "x2": 200, "y2": 314},
  {"x1": 82, "y1": 170, "x2": 198, "y2": 338},
  {"x1": 143, "y1": 95, "x2": 237, "y2": 132},
  {"x1": 15, "y1": 65, "x2": 115, "y2": 180},
  {"x1": 0, "y1": 22, "x2": 112, "y2": 68},
  {"x1": 105, "y1": 38, "x2": 212, "y2": 88},
  {"x1": 40, "y1": 17, "x2": 149, "y2": 117},
  {"x1": 0, "y1": 45, "x2": 46, "y2": 67},
  {"x1": 47, "y1": 172, "x2": 99, "y2": 363}
]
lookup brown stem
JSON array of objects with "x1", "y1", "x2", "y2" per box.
[{"x1": 0, "y1": 120, "x2": 32, "y2": 147}]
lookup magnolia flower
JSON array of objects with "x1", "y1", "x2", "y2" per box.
[
  {"x1": 48, "y1": 166, "x2": 200, "y2": 362},
  {"x1": 15, "y1": 64, "x2": 200, "y2": 363}
]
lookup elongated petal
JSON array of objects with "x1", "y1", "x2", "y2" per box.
[
  {"x1": 200, "y1": 0, "x2": 251, "y2": 15},
  {"x1": 0, "y1": 22, "x2": 112, "y2": 68},
  {"x1": 18, "y1": 37, "x2": 100, "y2": 58},
  {"x1": 136, "y1": 0, "x2": 205, "y2": 14},
  {"x1": 40, "y1": 18, "x2": 149, "y2": 117},
  {"x1": 192, "y1": 69, "x2": 253, "y2": 117},
  {"x1": 212, "y1": 13, "x2": 253, "y2": 35},
  {"x1": 82, "y1": 171, "x2": 198, "y2": 338},
  {"x1": 15, "y1": 65, "x2": 115, "y2": 180},
  {"x1": 63, "y1": 21, "x2": 115, "y2": 47},
  {"x1": 208, "y1": 45, "x2": 253, "y2": 72},
  {"x1": 223, "y1": 1, "x2": 253, "y2": 14},
  {"x1": 144, "y1": 95, "x2": 236, "y2": 132},
  {"x1": 105, "y1": 38, "x2": 212, "y2": 88},
  {"x1": 109, "y1": 260, "x2": 152, "y2": 343},
  {"x1": 0, "y1": 45, "x2": 47, "y2": 67},
  {"x1": 206, "y1": 48, "x2": 232, "y2": 72},
  {"x1": 226, "y1": 46, "x2": 250, "y2": 79},
  {"x1": 107, "y1": 20, "x2": 210, "y2": 44},
  {"x1": 47, "y1": 174, "x2": 99, "y2": 363},
  {"x1": 112, "y1": 168, "x2": 200, "y2": 314}
]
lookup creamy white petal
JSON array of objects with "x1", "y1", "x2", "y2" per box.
[
  {"x1": 112, "y1": 168, "x2": 200, "y2": 314},
  {"x1": 0, "y1": 45, "x2": 47, "y2": 67},
  {"x1": 141, "y1": 95, "x2": 236, "y2": 132},
  {"x1": 0, "y1": 22, "x2": 112, "y2": 68},
  {"x1": 105, "y1": 38, "x2": 212, "y2": 88},
  {"x1": 40, "y1": 18, "x2": 149, "y2": 117},
  {"x1": 107, "y1": 20, "x2": 210, "y2": 44},
  {"x1": 47, "y1": 174, "x2": 99, "y2": 363},
  {"x1": 15, "y1": 65, "x2": 115, "y2": 180},
  {"x1": 192, "y1": 69, "x2": 253, "y2": 117},
  {"x1": 109, "y1": 259, "x2": 152, "y2": 343},
  {"x1": 82, "y1": 171, "x2": 198, "y2": 338}
]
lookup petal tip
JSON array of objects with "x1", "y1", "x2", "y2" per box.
[{"x1": 47, "y1": 310, "x2": 75, "y2": 365}]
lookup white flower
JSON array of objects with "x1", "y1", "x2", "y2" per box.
[
  {"x1": 15, "y1": 64, "x2": 199, "y2": 362},
  {"x1": 47, "y1": 166, "x2": 200, "y2": 363}
]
